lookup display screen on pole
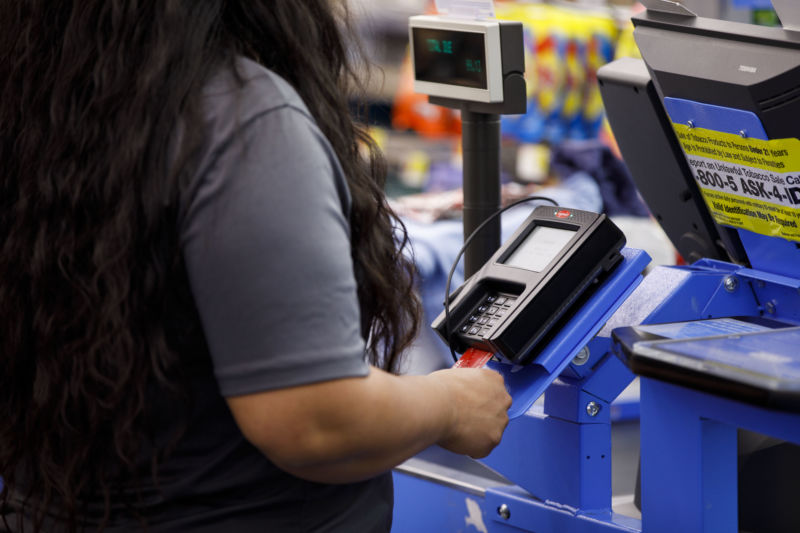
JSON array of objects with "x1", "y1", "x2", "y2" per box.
[
  {"x1": 503, "y1": 226, "x2": 576, "y2": 272},
  {"x1": 412, "y1": 27, "x2": 487, "y2": 89}
]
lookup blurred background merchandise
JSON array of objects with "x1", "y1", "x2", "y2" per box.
[{"x1": 344, "y1": 0, "x2": 782, "y2": 371}]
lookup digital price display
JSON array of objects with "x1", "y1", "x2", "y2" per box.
[
  {"x1": 409, "y1": 15, "x2": 515, "y2": 104},
  {"x1": 432, "y1": 206, "x2": 626, "y2": 365},
  {"x1": 412, "y1": 27, "x2": 487, "y2": 89}
]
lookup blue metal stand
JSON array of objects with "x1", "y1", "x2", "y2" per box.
[
  {"x1": 395, "y1": 96, "x2": 800, "y2": 532},
  {"x1": 639, "y1": 378, "x2": 800, "y2": 533},
  {"x1": 394, "y1": 248, "x2": 651, "y2": 533},
  {"x1": 394, "y1": 252, "x2": 800, "y2": 532},
  {"x1": 489, "y1": 248, "x2": 652, "y2": 419},
  {"x1": 629, "y1": 258, "x2": 800, "y2": 533}
]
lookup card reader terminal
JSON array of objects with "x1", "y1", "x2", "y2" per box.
[{"x1": 432, "y1": 206, "x2": 626, "y2": 365}]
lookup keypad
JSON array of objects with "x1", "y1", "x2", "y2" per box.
[{"x1": 459, "y1": 293, "x2": 516, "y2": 339}]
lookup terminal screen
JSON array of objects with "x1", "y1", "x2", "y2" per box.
[
  {"x1": 504, "y1": 226, "x2": 576, "y2": 272},
  {"x1": 412, "y1": 27, "x2": 487, "y2": 89}
]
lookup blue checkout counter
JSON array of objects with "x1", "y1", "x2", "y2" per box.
[{"x1": 393, "y1": 1, "x2": 800, "y2": 531}]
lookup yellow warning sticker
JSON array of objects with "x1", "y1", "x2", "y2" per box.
[{"x1": 671, "y1": 123, "x2": 800, "y2": 242}]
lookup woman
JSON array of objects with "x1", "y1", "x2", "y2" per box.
[{"x1": 0, "y1": 1, "x2": 511, "y2": 531}]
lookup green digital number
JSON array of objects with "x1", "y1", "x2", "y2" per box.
[
  {"x1": 427, "y1": 39, "x2": 454, "y2": 54},
  {"x1": 465, "y1": 59, "x2": 482, "y2": 73}
]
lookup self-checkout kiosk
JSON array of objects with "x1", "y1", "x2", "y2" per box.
[{"x1": 393, "y1": 1, "x2": 800, "y2": 532}]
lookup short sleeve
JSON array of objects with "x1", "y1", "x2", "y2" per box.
[{"x1": 180, "y1": 104, "x2": 369, "y2": 397}]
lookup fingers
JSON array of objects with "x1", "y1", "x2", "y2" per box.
[{"x1": 431, "y1": 366, "x2": 513, "y2": 458}]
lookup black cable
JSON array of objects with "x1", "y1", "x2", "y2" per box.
[{"x1": 444, "y1": 196, "x2": 559, "y2": 363}]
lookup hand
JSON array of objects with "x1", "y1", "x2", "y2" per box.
[{"x1": 428, "y1": 367, "x2": 512, "y2": 458}]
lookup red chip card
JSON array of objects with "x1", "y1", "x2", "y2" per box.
[{"x1": 453, "y1": 347, "x2": 494, "y2": 368}]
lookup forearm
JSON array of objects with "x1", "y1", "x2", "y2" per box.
[
  {"x1": 228, "y1": 367, "x2": 454, "y2": 483},
  {"x1": 284, "y1": 447, "x2": 425, "y2": 484}
]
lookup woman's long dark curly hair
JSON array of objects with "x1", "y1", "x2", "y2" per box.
[{"x1": 0, "y1": 0, "x2": 420, "y2": 530}]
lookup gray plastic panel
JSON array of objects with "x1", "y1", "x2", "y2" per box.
[{"x1": 598, "y1": 58, "x2": 740, "y2": 264}]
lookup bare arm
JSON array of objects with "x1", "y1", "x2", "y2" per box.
[{"x1": 226, "y1": 366, "x2": 511, "y2": 484}]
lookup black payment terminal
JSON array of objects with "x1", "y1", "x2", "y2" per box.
[{"x1": 432, "y1": 206, "x2": 625, "y2": 365}]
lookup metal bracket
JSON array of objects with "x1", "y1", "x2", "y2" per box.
[
  {"x1": 772, "y1": 0, "x2": 800, "y2": 33},
  {"x1": 640, "y1": 0, "x2": 696, "y2": 17},
  {"x1": 434, "y1": 0, "x2": 495, "y2": 19}
]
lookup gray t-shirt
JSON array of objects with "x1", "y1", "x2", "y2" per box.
[
  {"x1": 181, "y1": 59, "x2": 370, "y2": 395},
  {"x1": 128, "y1": 59, "x2": 391, "y2": 531},
  {"x1": 5, "y1": 59, "x2": 393, "y2": 532}
]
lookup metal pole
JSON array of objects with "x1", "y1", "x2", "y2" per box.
[{"x1": 461, "y1": 109, "x2": 502, "y2": 277}]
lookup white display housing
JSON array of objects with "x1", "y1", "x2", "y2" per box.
[{"x1": 409, "y1": 15, "x2": 504, "y2": 103}]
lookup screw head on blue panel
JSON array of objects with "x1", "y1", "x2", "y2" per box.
[{"x1": 497, "y1": 504, "x2": 511, "y2": 520}]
